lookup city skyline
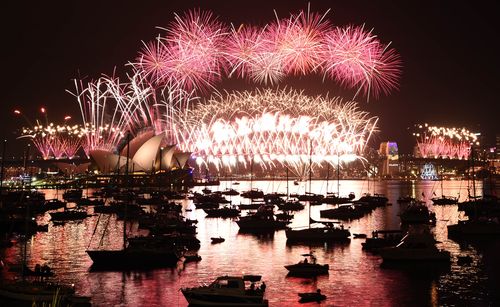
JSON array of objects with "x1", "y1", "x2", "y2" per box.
[{"x1": 1, "y1": 1, "x2": 498, "y2": 156}]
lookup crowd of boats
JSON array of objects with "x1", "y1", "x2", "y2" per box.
[{"x1": 0, "y1": 179, "x2": 499, "y2": 306}]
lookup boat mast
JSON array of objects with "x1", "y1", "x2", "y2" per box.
[
  {"x1": 439, "y1": 164, "x2": 444, "y2": 197},
  {"x1": 250, "y1": 155, "x2": 253, "y2": 191},
  {"x1": 123, "y1": 133, "x2": 130, "y2": 250},
  {"x1": 308, "y1": 139, "x2": 312, "y2": 229},
  {"x1": 22, "y1": 143, "x2": 31, "y2": 281},
  {"x1": 286, "y1": 166, "x2": 289, "y2": 199},
  {"x1": 337, "y1": 152, "x2": 340, "y2": 197},
  {"x1": 326, "y1": 163, "x2": 329, "y2": 195},
  {"x1": 471, "y1": 144, "x2": 476, "y2": 199},
  {"x1": 309, "y1": 139, "x2": 312, "y2": 195}
]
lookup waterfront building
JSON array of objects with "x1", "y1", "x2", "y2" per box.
[{"x1": 379, "y1": 141, "x2": 399, "y2": 178}]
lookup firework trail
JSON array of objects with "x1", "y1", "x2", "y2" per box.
[{"x1": 67, "y1": 76, "x2": 131, "y2": 156}]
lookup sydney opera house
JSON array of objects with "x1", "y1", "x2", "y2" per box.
[{"x1": 89, "y1": 131, "x2": 191, "y2": 174}]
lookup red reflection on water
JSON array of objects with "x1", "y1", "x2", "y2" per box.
[{"x1": 0, "y1": 180, "x2": 485, "y2": 306}]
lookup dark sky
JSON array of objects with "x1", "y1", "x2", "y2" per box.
[{"x1": 1, "y1": 0, "x2": 498, "y2": 157}]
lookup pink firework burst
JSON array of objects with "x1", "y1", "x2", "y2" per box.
[
  {"x1": 161, "y1": 9, "x2": 228, "y2": 92},
  {"x1": 225, "y1": 24, "x2": 267, "y2": 79},
  {"x1": 366, "y1": 46, "x2": 402, "y2": 98},
  {"x1": 322, "y1": 25, "x2": 401, "y2": 99},
  {"x1": 267, "y1": 8, "x2": 331, "y2": 75},
  {"x1": 134, "y1": 37, "x2": 170, "y2": 85}
]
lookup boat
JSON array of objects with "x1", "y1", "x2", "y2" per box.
[
  {"x1": 362, "y1": 230, "x2": 404, "y2": 251},
  {"x1": 0, "y1": 281, "x2": 90, "y2": 306},
  {"x1": 298, "y1": 290, "x2": 327, "y2": 303},
  {"x1": 323, "y1": 193, "x2": 354, "y2": 205},
  {"x1": 276, "y1": 200, "x2": 304, "y2": 211},
  {"x1": 399, "y1": 201, "x2": 436, "y2": 224},
  {"x1": 236, "y1": 206, "x2": 289, "y2": 231},
  {"x1": 357, "y1": 193, "x2": 389, "y2": 207},
  {"x1": 431, "y1": 165, "x2": 458, "y2": 205},
  {"x1": 203, "y1": 206, "x2": 240, "y2": 218},
  {"x1": 284, "y1": 253, "x2": 329, "y2": 276},
  {"x1": 86, "y1": 245, "x2": 181, "y2": 269},
  {"x1": 320, "y1": 203, "x2": 366, "y2": 220},
  {"x1": 457, "y1": 195, "x2": 500, "y2": 218},
  {"x1": 286, "y1": 200, "x2": 350, "y2": 242},
  {"x1": 220, "y1": 188, "x2": 240, "y2": 196},
  {"x1": 431, "y1": 195, "x2": 458, "y2": 205},
  {"x1": 241, "y1": 189, "x2": 265, "y2": 200},
  {"x1": 211, "y1": 236, "x2": 225, "y2": 244},
  {"x1": 286, "y1": 221, "x2": 350, "y2": 242},
  {"x1": 181, "y1": 275, "x2": 268, "y2": 306},
  {"x1": 49, "y1": 208, "x2": 90, "y2": 221},
  {"x1": 62, "y1": 189, "x2": 83, "y2": 202},
  {"x1": 75, "y1": 197, "x2": 105, "y2": 207},
  {"x1": 43, "y1": 198, "x2": 67, "y2": 211},
  {"x1": 184, "y1": 254, "x2": 202, "y2": 263},
  {"x1": 378, "y1": 227, "x2": 450, "y2": 262},
  {"x1": 238, "y1": 202, "x2": 266, "y2": 210},
  {"x1": 447, "y1": 218, "x2": 500, "y2": 236},
  {"x1": 297, "y1": 192, "x2": 324, "y2": 202}
]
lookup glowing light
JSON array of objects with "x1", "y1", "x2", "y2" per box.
[{"x1": 413, "y1": 124, "x2": 476, "y2": 160}]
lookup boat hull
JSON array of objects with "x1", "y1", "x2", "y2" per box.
[
  {"x1": 379, "y1": 248, "x2": 450, "y2": 262},
  {"x1": 182, "y1": 290, "x2": 268, "y2": 306},
  {"x1": 284, "y1": 263, "x2": 329, "y2": 276},
  {"x1": 286, "y1": 228, "x2": 350, "y2": 242},
  {"x1": 86, "y1": 249, "x2": 179, "y2": 269}
]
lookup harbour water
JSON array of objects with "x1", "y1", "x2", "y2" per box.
[{"x1": 1, "y1": 179, "x2": 499, "y2": 306}]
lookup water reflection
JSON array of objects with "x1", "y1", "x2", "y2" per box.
[{"x1": 1, "y1": 180, "x2": 498, "y2": 306}]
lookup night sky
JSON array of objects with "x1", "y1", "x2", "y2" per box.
[{"x1": 1, "y1": 0, "x2": 498, "y2": 156}]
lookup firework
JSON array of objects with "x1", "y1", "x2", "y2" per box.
[
  {"x1": 322, "y1": 25, "x2": 401, "y2": 100},
  {"x1": 156, "y1": 9, "x2": 228, "y2": 92},
  {"x1": 131, "y1": 8, "x2": 400, "y2": 98},
  {"x1": 225, "y1": 24, "x2": 267, "y2": 79},
  {"x1": 67, "y1": 76, "x2": 130, "y2": 156},
  {"x1": 265, "y1": 7, "x2": 330, "y2": 75},
  {"x1": 172, "y1": 88, "x2": 378, "y2": 176},
  {"x1": 135, "y1": 37, "x2": 171, "y2": 85},
  {"x1": 413, "y1": 124, "x2": 477, "y2": 160},
  {"x1": 19, "y1": 123, "x2": 83, "y2": 160}
]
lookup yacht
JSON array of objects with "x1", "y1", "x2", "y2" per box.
[
  {"x1": 447, "y1": 218, "x2": 500, "y2": 236},
  {"x1": 286, "y1": 223, "x2": 350, "y2": 242},
  {"x1": 431, "y1": 195, "x2": 457, "y2": 205},
  {"x1": 379, "y1": 228, "x2": 450, "y2": 262},
  {"x1": 236, "y1": 206, "x2": 289, "y2": 231},
  {"x1": 399, "y1": 201, "x2": 436, "y2": 224},
  {"x1": 182, "y1": 275, "x2": 268, "y2": 306},
  {"x1": 284, "y1": 253, "x2": 328, "y2": 276}
]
